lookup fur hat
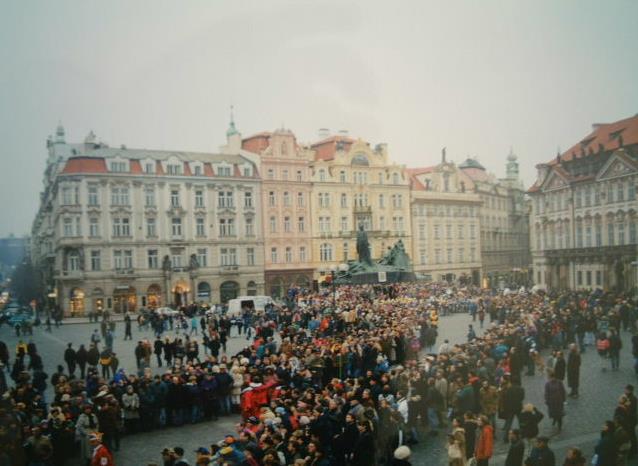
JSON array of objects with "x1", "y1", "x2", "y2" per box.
[{"x1": 394, "y1": 445, "x2": 411, "y2": 460}]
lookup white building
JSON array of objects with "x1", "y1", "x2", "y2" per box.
[
  {"x1": 31, "y1": 124, "x2": 264, "y2": 316},
  {"x1": 528, "y1": 115, "x2": 638, "y2": 291}
]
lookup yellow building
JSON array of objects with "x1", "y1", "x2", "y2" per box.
[
  {"x1": 308, "y1": 135, "x2": 412, "y2": 280},
  {"x1": 408, "y1": 157, "x2": 483, "y2": 284}
]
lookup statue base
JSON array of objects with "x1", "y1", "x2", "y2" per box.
[{"x1": 337, "y1": 270, "x2": 416, "y2": 285}]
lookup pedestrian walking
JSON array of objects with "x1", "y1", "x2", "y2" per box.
[
  {"x1": 76, "y1": 344, "x2": 88, "y2": 379},
  {"x1": 567, "y1": 344, "x2": 581, "y2": 398},
  {"x1": 474, "y1": 415, "x2": 494, "y2": 466},
  {"x1": 505, "y1": 429, "x2": 525, "y2": 466},
  {"x1": 544, "y1": 370, "x2": 566, "y2": 433},
  {"x1": 609, "y1": 329, "x2": 622, "y2": 371},
  {"x1": 526, "y1": 436, "x2": 555, "y2": 466},
  {"x1": 64, "y1": 343, "x2": 77, "y2": 377}
]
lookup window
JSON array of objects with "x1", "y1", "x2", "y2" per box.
[
  {"x1": 586, "y1": 270, "x2": 592, "y2": 287},
  {"x1": 68, "y1": 252, "x2": 80, "y2": 271},
  {"x1": 418, "y1": 223, "x2": 425, "y2": 240},
  {"x1": 607, "y1": 183, "x2": 614, "y2": 203},
  {"x1": 298, "y1": 216, "x2": 305, "y2": 233},
  {"x1": 618, "y1": 222, "x2": 625, "y2": 245},
  {"x1": 393, "y1": 216, "x2": 404, "y2": 232},
  {"x1": 284, "y1": 216, "x2": 291, "y2": 232},
  {"x1": 90, "y1": 251, "x2": 101, "y2": 271},
  {"x1": 595, "y1": 223, "x2": 602, "y2": 247},
  {"x1": 144, "y1": 188, "x2": 155, "y2": 207},
  {"x1": 594, "y1": 189, "x2": 600, "y2": 205},
  {"x1": 392, "y1": 173, "x2": 400, "y2": 185},
  {"x1": 219, "y1": 218, "x2": 235, "y2": 237},
  {"x1": 379, "y1": 216, "x2": 385, "y2": 231},
  {"x1": 110, "y1": 161, "x2": 128, "y2": 172},
  {"x1": 217, "y1": 165, "x2": 231, "y2": 176},
  {"x1": 435, "y1": 249, "x2": 442, "y2": 264},
  {"x1": 282, "y1": 169, "x2": 288, "y2": 181},
  {"x1": 434, "y1": 224, "x2": 441, "y2": 239},
  {"x1": 339, "y1": 171, "x2": 346, "y2": 183},
  {"x1": 197, "y1": 248, "x2": 208, "y2": 267},
  {"x1": 244, "y1": 192, "x2": 253, "y2": 208},
  {"x1": 575, "y1": 222, "x2": 583, "y2": 248},
  {"x1": 458, "y1": 248, "x2": 464, "y2": 263},
  {"x1": 147, "y1": 250, "x2": 158, "y2": 269},
  {"x1": 596, "y1": 270, "x2": 602, "y2": 286},
  {"x1": 319, "y1": 243, "x2": 333, "y2": 261},
  {"x1": 340, "y1": 193, "x2": 348, "y2": 208},
  {"x1": 575, "y1": 190, "x2": 582, "y2": 208},
  {"x1": 577, "y1": 271, "x2": 583, "y2": 286},
  {"x1": 170, "y1": 190, "x2": 180, "y2": 207},
  {"x1": 618, "y1": 183, "x2": 625, "y2": 202},
  {"x1": 297, "y1": 192, "x2": 305, "y2": 207},
  {"x1": 608, "y1": 222, "x2": 615, "y2": 246},
  {"x1": 470, "y1": 224, "x2": 476, "y2": 239},
  {"x1": 196, "y1": 217, "x2": 206, "y2": 236},
  {"x1": 343, "y1": 242, "x2": 349, "y2": 261},
  {"x1": 392, "y1": 194, "x2": 403, "y2": 208},
  {"x1": 631, "y1": 221, "x2": 637, "y2": 244},
  {"x1": 171, "y1": 254, "x2": 182, "y2": 268},
  {"x1": 296, "y1": 170, "x2": 303, "y2": 182},
  {"x1": 269, "y1": 191, "x2": 276, "y2": 207},
  {"x1": 319, "y1": 217, "x2": 331, "y2": 233},
  {"x1": 470, "y1": 248, "x2": 476, "y2": 262},
  {"x1": 446, "y1": 224, "x2": 452, "y2": 239},
  {"x1": 220, "y1": 248, "x2": 237, "y2": 266},
  {"x1": 318, "y1": 169, "x2": 326, "y2": 182},
  {"x1": 146, "y1": 217, "x2": 157, "y2": 237},
  {"x1": 341, "y1": 216, "x2": 348, "y2": 232},
  {"x1": 269, "y1": 216, "x2": 276, "y2": 233},
  {"x1": 299, "y1": 246, "x2": 307, "y2": 262},
  {"x1": 194, "y1": 190, "x2": 204, "y2": 208},
  {"x1": 243, "y1": 166, "x2": 252, "y2": 177},
  {"x1": 419, "y1": 249, "x2": 426, "y2": 265},
  {"x1": 88, "y1": 185, "x2": 99, "y2": 206},
  {"x1": 171, "y1": 217, "x2": 182, "y2": 237},
  {"x1": 112, "y1": 217, "x2": 131, "y2": 237},
  {"x1": 113, "y1": 250, "x2": 133, "y2": 270},
  {"x1": 447, "y1": 248, "x2": 452, "y2": 264},
  {"x1": 246, "y1": 218, "x2": 254, "y2": 236},
  {"x1": 283, "y1": 192, "x2": 291, "y2": 207},
  {"x1": 144, "y1": 163, "x2": 154, "y2": 174},
  {"x1": 378, "y1": 172, "x2": 384, "y2": 184},
  {"x1": 271, "y1": 247, "x2": 278, "y2": 264},
  {"x1": 167, "y1": 164, "x2": 182, "y2": 175},
  {"x1": 585, "y1": 224, "x2": 592, "y2": 247},
  {"x1": 319, "y1": 193, "x2": 330, "y2": 208},
  {"x1": 194, "y1": 165, "x2": 202, "y2": 176},
  {"x1": 584, "y1": 187, "x2": 591, "y2": 207},
  {"x1": 285, "y1": 247, "x2": 293, "y2": 263},
  {"x1": 457, "y1": 224, "x2": 464, "y2": 239},
  {"x1": 89, "y1": 218, "x2": 100, "y2": 237},
  {"x1": 218, "y1": 191, "x2": 233, "y2": 208},
  {"x1": 268, "y1": 169, "x2": 274, "y2": 180},
  {"x1": 111, "y1": 186, "x2": 129, "y2": 206},
  {"x1": 246, "y1": 247, "x2": 255, "y2": 266}
]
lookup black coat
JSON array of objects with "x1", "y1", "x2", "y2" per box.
[
  {"x1": 567, "y1": 353, "x2": 581, "y2": 388},
  {"x1": 352, "y1": 431, "x2": 375, "y2": 466},
  {"x1": 553, "y1": 358, "x2": 566, "y2": 381},
  {"x1": 505, "y1": 439, "x2": 525, "y2": 466}
]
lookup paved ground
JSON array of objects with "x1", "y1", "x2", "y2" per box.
[{"x1": 2, "y1": 313, "x2": 638, "y2": 465}]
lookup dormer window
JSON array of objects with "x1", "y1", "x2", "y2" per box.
[
  {"x1": 190, "y1": 161, "x2": 204, "y2": 176},
  {"x1": 194, "y1": 166, "x2": 202, "y2": 176},
  {"x1": 243, "y1": 165, "x2": 253, "y2": 177},
  {"x1": 110, "y1": 160, "x2": 128, "y2": 173},
  {"x1": 144, "y1": 163, "x2": 155, "y2": 174},
  {"x1": 218, "y1": 165, "x2": 232, "y2": 177},
  {"x1": 167, "y1": 164, "x2": 182, "y2": 175}
]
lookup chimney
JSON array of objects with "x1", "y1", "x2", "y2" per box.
[{"x1": 318, "y1": 128, "x2": 330, "y2": 140}]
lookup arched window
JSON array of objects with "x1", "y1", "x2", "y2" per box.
[
  {"x1": 392, "y1": 172, "x2": 400, "y2": 184},
  {"x1": 197, "y1": 282, "x2": 211, "y2": 299},
  {"x1": 247, "y1": 281, "x2": 258, "y2": 296},
  {"x1": 320, "y1": 243, "x2": 333, "y2": 262}
]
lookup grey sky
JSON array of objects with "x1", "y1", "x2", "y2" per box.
[{"x1": 1, "y1": 0, "x2": 637, "y2": 237}]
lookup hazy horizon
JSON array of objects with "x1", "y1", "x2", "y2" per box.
[{"x1": 1, "y1": 0, "x2": 637, "y2": 237}]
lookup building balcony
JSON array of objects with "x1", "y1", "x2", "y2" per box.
[
  {"x1": 114, "y1": 268, "x2": 136, "y2": 275},
  {"x1": 220, "y1": 265, "x2": 239, "y2": 273},
  {"x1": 353, "y1": 206, "x2": 372, "y2": 214}
]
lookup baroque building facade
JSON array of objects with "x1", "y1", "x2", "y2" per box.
[
  {"x1": 529, "y1": 115, "x2": 638, "y2": 291},
  {"x1": 408, "y1": 154, "x2": 483, "y2": 284},
  {"x1": 307, "y1": 136, "x2": 412, "y2": 280},
  {"x1": 241, "y1": 129, "x2": 315, "y2": 297},
  {"x1": 460, "y1": 153, "x2": 530, "y2": 287},
  {"x1": 31, "y1": 125, "x2": 264, "y2": 316}
]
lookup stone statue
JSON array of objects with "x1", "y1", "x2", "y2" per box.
[
  {"x1": 189, "y1": 254, "x2": 199, "y2": 270},
  {"x1": 356, "y1": 224, "x2": 372, "y2": 265},
  {"x1": 162, "y1": 255, "x2": 171, "y2": 272}
]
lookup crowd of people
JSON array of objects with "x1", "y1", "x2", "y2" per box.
[{"x1": 1, "y1": 283, "x2": 638, "y2": 466}]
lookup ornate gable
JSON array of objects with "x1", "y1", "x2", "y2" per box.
[
  {"x1": 541, "y1": 171, "x2": 568, "y2": 191},
  {"x1": 597, "y1": 152, "x2": 637, "y2": 181}
]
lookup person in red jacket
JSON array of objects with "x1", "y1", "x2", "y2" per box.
[
  {"x1": 89, "y1": 432, "x2": 114, "y2": 466},
  {"x1": 474, "y1": 415, "x2": 494, "y2": 466}
]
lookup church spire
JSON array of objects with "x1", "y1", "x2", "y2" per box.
[{"x1": 226, "y1": 105, "x2": 238, "y2": 137}]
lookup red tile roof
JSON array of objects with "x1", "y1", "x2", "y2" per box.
[
  {"x1": 461, "y1": 167, "x2": 490, "y2": 182},
  {"x1": 242, "y1": 132, "x2": 272, "y2": 153},
  {"x1": 129, "y1": 160, "x2": 142, "y2": 174},
  {"x1": 406, "y1": 167, "x2": 435, "y2": 191},
  {"x1": 551, "y1": 114, "x2": 638, "y2": 165},
  {"x1": 310, "y1": 136, "x2": 355, "y2": 161},
  {"x1": 204, "y1": 163, "x2": 215, "y2": 177},
  {"x1": 61, "y1": 157, "x2": 107, "y2": 174}
]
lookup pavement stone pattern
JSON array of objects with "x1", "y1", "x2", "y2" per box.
[{"x1": 2, "y1": 313, "x2": 638, "y2": 465}]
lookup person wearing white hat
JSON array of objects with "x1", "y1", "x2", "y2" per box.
[{"x1": 393, "y1": 445, "x2": 412, "y2": 465}]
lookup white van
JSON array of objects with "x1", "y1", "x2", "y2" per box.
[{"x1": 226, "y1": 296, "x2": 274, "y2": 317}]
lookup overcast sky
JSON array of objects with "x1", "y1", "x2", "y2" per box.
[{"x1": 1, "y1": 0, "x2": 637, "y2": 237}]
